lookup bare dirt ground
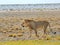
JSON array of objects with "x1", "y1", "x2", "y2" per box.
[{"x1": 0, "y1": 10, "x2": 60, "y2": 41}]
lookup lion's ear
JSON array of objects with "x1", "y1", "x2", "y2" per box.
[
  {"x1": 24, "y1": 19, "x2": 33, "y2": 22},
  {"x1": 24, "y1": 19, "x2": 28, "y2": 21},
  {"x1": 27, "y1": 20, "x2": 31, "y2": 22}
]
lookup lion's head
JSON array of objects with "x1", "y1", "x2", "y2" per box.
[{"x1": 21, "y1": 20, "x2": 31, "y2": 27}]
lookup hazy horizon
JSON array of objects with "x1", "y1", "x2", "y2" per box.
[
  {"x1": 0, "y1": 0, "x2": 60, "y2": 4},
  {"x1": 0, "y1": 3, "x2": 60, "y2": 5}
]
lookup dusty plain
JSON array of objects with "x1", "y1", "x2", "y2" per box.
[{"x1": 0, "y1": 10, "x2": 60, "y2": 41}]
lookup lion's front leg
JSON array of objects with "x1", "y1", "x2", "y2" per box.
[
  {"x1": 28, "y1": 29, "x2": 32, "y2": 38},
  {"x1": 34, "y1": 29, "x2": 39, "y2": 38}
]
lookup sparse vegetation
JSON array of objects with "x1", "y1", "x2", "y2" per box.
[{"x1": 0, "y1": 11, "x2": 60, "y2": 41}]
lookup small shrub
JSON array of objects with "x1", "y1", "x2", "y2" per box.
[
  {"x1": 17, "y1": 34, "x2": 23, "y2": 37},
  {"x1": 3, "y1": 31, "x2": 6, "y2": 33},
  {"x1": 16, "y1": 28, "x2": 18, "y2": 30},
  {"x1": 8, "y1": 35, "x2": 13, "y2": 37}
]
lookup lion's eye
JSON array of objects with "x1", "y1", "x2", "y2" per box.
[
  {"x1": 23, "y1": 23, "x2": 24, "y2": 24},
  {"x1": 23, "y1": 26, "x2": 24, "y2": 27}
]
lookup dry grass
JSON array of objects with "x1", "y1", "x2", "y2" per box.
[
  {"x1": 0, "y1": 40, "x2": 60, "y2": 45},
  {"x1": 0, "y1": 10, "x2": 60, "y2": 41}
]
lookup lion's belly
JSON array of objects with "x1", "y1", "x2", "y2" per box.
[{"x1": 36, "y1": 25, "x2": 44, "y2": 29}]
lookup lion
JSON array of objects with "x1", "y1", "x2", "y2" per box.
[{"x1": 21, "y1": 19, "x2": 52, "y2": 38}]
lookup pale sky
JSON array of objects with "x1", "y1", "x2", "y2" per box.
[{"x1": 0, "y1": 0, "x2": 60, "y2": 4}]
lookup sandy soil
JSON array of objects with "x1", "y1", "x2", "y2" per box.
[{"x1": 0, "y1": 10, "x2": 60, "y2": 41}]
